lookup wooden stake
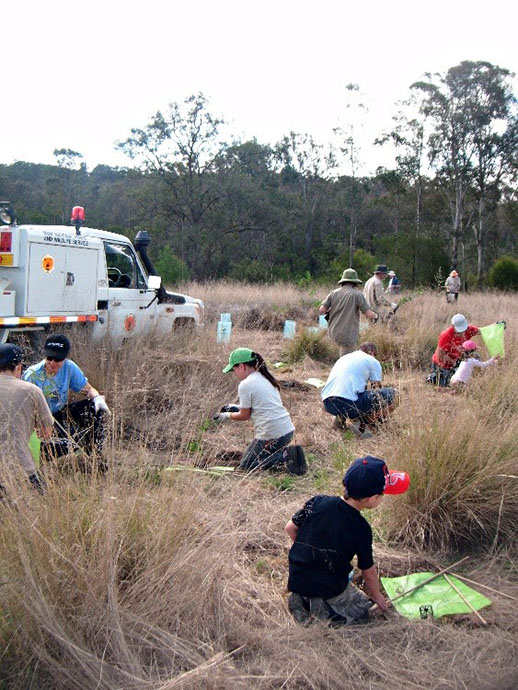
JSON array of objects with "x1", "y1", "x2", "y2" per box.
[
  {"x1": 370, "y1": 555, "x2": 470, "y2": 612},
  {"x1": 443, "y1": 573, "x2": 488, "y2": 626},
  {"x1": 450, "y1": 572, "x2": 518, "y2": 602}
]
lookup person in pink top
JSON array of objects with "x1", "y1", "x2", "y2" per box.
[{"x1": 450, "y1": 340, "x2": 499, "y2": 389}]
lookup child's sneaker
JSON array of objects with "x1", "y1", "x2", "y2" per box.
[{"x1": 286, "y1": 445, "x2": 307, "y2": 476}]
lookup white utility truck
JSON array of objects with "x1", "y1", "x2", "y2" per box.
[{"x1": 0, "y1": 203, "x2": 204, "y2": 345}]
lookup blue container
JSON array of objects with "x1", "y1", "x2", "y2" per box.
[
  {"x1": 283, "y1": 320, "x2": 296, "y2": 339},
  {"x1": 217, "y1": 320, "x2": 232, "y2": 343},
  {"x1": 220, "y1": 313, "x2": 232, "y2": 323},
  {"x1": 319, "y1": 314, "x2": 328, "y2": 329}
]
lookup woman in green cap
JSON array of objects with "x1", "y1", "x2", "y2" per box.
[{"x1": 217, "y1": 348, "x2": 306, "y2": 475}]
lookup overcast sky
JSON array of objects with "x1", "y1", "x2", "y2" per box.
[{"x1": 3, "y1": 0, "x2": 517, "y2": 175}]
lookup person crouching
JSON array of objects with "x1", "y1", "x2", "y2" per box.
[
  {"x1": 286, "y1": 455, "x2": 409, "y2": 625},
  {"x1": 23, "y1": 334, "x2": 110, "y2": 471}
]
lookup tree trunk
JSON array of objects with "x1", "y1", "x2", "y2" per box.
[
  {"x1": 349, "y1": 204, "x2": 356, "y2": 266},
  {"x1": 452, "y1": 178, "x2": 464, "y2": 269},
  {"x1": 476, "y1": 196, "x2": 485, "y2": 288},
  {"x1": 412, "y1": 177, "x2": 422, "y2": 288}
]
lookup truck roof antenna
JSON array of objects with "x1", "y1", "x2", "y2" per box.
[{"x1": 71, "y1": 206, "x2": 85, "y2": 235}]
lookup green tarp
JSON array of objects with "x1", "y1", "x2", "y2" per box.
[
  {"x1": 381, "y1": 572, "x2": 491, "y2": 619},
  {"x1": 29, "y1": 431, "x2": 41, "y2": 468},
  {"x1": 479, "y1": 322, "x2": 505, "y2": 358}
]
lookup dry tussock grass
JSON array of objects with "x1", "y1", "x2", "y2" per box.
[
  {"x1": 180, "y1": 280, "x2": 321, "y2": 328},
  {"x1": 1, "y1": 285, "x2": 518, "y2": 689}
]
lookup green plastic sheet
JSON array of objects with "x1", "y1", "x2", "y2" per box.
[
  {"x1": 479, "y1": 322, "x2": 505, "y2": 358},
  {"x1": 381, "y1": 572, "x2": 491, "y2": 619},
  {"x1": 29, "y1": 431, "x2": 41, "y2": 469}
]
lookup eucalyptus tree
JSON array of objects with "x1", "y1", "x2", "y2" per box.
[
  {"x1": 412, "y1": 61, "x2": 518, "y2": 282},
  {"x1": 117, "y1": 92, "x2": 226, "y2": 277},
  {"x1": 376, "y1": 95, "x2": 426, "y2": 286},
  {"x1": 333, "y1": 83, "x2": 368, "y2": 265},
  {"x1": 52, "y1": 148, "x2": 85, "y2": 224},
  {"x1": 273, "y1": 131, "x2": 336, "y2": 273},
  {"x1": 210, "y1": 140, "x2": 280, "y2": 279}
]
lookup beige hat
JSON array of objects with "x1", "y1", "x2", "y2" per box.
[{"x1": 338, "y1": 268, "x2": 362, "y2": 284}]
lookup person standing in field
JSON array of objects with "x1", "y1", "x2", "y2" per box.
[
  {"x1": 319, "y1": 269, "x2": 377, "y2": 357},
  {"x1": 216, "y1": 348, "x2": 307, "y2": 475},
  {"x1": 0, "y1": 344, "x2": 54, "y2": 494},
  {"x1": 445, "y1": 270, "x2": 461, "y2": 302},
  {"x1": 363, "y1": 265, "x2": 397, "y2": 318},
  {"x1": 386, "y1": 270, "x2": 401, "y2": 294}
]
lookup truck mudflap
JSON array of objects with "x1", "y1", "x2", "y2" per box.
[{"x1": 0, "y1": 314, "x2": 98, "y2": 327}]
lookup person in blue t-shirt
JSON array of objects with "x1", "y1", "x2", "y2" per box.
[{"x1": 23, "y1": 334, "x2": 110, "y2": 470}]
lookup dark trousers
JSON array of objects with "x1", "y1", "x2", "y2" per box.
[
  {"x1": 426, "y1": 363, "x2": 455, "y2": 387},
  {"x1": 42, "y1": 400, "x2": 107, "y2": 468},
  {"x1": 239, "y1": 431, "x2": 294, "y2": 471}
]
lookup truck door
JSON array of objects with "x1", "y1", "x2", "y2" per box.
[{"x1": 104, "y1": 241, "x2": 157, "y2": 338}]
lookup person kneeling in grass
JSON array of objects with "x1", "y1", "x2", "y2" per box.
[
  {"x1": 216, "y1": 348, "x2": 307, "y2": 475},
  {"x1": 427, "y1": 314, "x2": 479, "y2": 387},
  {"x1": 449, "y1": 340, "x2": 499, "y2": 391},
  {"x1": 286, "y1": 456, "x2": 409, "y2": 625},
  {"x1": 23, "y1": 334, "x2": 111, "y2": 472}
]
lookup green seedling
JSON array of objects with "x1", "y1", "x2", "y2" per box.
[{"x1": 265, "y1": 475, "x2": 295, "y2": 492}]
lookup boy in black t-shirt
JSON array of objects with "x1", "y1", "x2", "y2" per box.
[{"x1": 285, "y1": 455, "x2": 409, "y2": 624}]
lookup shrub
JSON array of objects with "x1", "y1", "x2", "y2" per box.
[
  {"x1": 323, "y1": 248, "x2": 377, "y2": 284},
  {"x1": 488, "y1": 256, "x2": 518, "y2": 290},
  {"x1": 154, "y1": 246, "x2": 190, "y2": 286},
  {"x1": 283, "y1": 328, "x2": 337, "y2": 364}
]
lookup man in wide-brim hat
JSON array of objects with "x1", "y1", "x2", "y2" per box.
[
  {"x1": 363, "y1": 265, "x2": 397, "y2": 317},
  {"x1": 319, "y1": 269, "x2": 377, "y2": 356}
]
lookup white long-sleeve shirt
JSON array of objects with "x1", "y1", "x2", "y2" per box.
[{"x1": 450, "y1": 356, "x2": 496, "y2": 385}]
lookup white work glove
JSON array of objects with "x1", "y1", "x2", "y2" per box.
[
  {"x1": 213, "y1": 411, "x2": 232, "y2": 421},
  {"x1": 390, "y1": 302, "x2": 398, "y2": 310},
  {"x1": 93, "y1": 395, "x2": 111, "y2": 415}
]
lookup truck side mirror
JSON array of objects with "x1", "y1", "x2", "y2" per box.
[{"x1": 148, "y1": 275, "x2": 162, "y2": 290}]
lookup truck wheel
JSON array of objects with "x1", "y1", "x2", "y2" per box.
[
  {"x1": 8, "y1": 331, "x2": 45, "y2": 365},
  {"x1": 27, "y1": 330, "x2": 45, "y2": 358},
  {"x1": 173, "y1": 318, "x2": 195, "y2": 331}
]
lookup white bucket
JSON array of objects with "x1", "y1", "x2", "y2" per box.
[{"x1": 446, "y1": 292, "x2": 456, "y2": 303}]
